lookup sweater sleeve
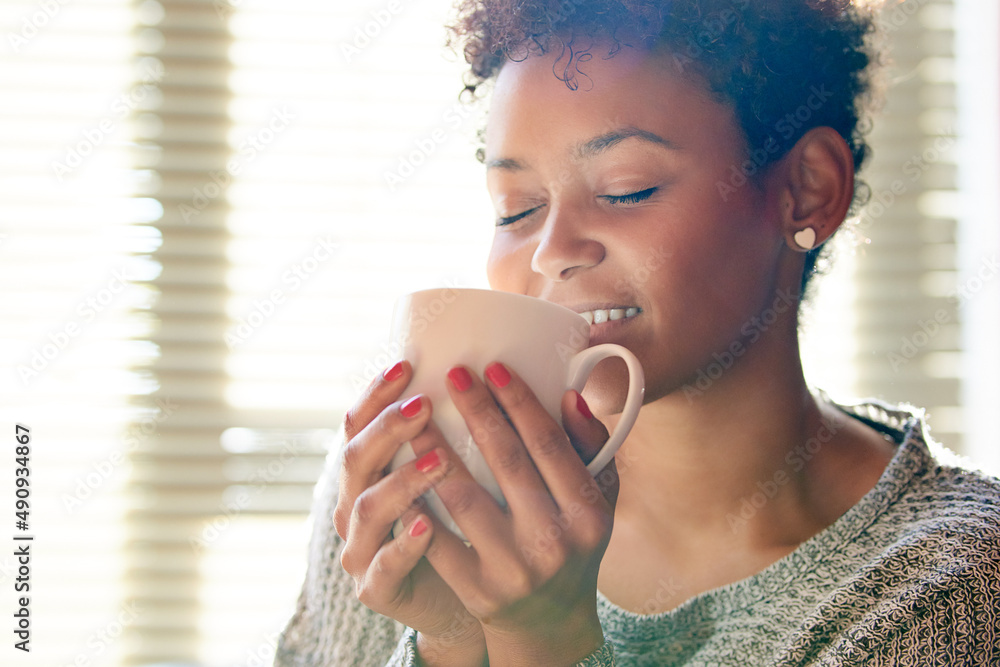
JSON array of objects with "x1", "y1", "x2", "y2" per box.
[
  {"x1": 274, "y1": 438, "x2": 405, "y2": 667},
  {"x1": 385, "y1": 628, "x2": 416, "y2": 666},
  {"x1": 273, "y1": 435, "x2": 618, "y2": 667},
  {"x1": 575, "y1": 640, "x2": 616, "y2": 666},
  {"x1": 385, "y1": 627, "x2": 616, "y2": 667}
]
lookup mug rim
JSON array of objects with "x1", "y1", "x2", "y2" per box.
[{"x1": 401, "y1": 287, "x2": 584, "y2": 322}]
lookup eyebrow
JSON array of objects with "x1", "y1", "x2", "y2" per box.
[
  {"x1": 484, "y1": 157, "x2": 525, "y2": 171},
  {"x1": 485, "y1": 127, "x2": 678, "y2": 172},
  {"x1": 576, "y1": 127, "x2": 679, "y2": 159}
]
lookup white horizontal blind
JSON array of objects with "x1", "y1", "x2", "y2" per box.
[
  {"x1": 0, "y1": 1, "x2": 155, "y2": 665},
  {"x1": 853, "y1": 0, "x2": 964, "y2": 449},
  {"x1": 1, "y1": 1, "x2": 995, "y2": 666},
  {"x1": 802, "y1": 0, "x2": 973, "y2": 457},
  {"x1": 954, "y1": 0, "x2": 1000, "y2": 473},
  {"x1": 131, "y1": 0, "x2": 494, "y2": 664}
]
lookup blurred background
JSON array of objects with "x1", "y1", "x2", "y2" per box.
[{"x1": 0, "y1": 0, "x2": 996, "y2": 665}]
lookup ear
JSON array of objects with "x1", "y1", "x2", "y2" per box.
[{"x1": 776, "y1": 127, "x2": 855, "y2": 253}]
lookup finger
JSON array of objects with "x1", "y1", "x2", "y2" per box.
[
  {"x1": 335, "y1": 394, "x2": 434, "y2": 539},
  {"x1": 561, "y1": 390, "x2": 609, "y2": 466},
  {"x1": 346, "y1": 393, "x2": 433, "y2": 481},
  {"x1": 422, "y1": 517, "x2": 489, "y2": 610},
  {"x1": 416, "y1": 416, "x2": 513, "y2": 553},
  {"x1": 343, "y1": 360, "x2": 412, "y2": 441},
  {"x1": 444, "y1": 364, "x2": 554, "y2": 520},
  {"x1": 356, "y1": 512, "x2": 435, "y2": 610},
  {"x1": 482, "y1": 362, "x2": 595, "y2": 506},
  {"x1": 563, "y1": 390, "x2": 619, "y2": 519},
  {"x1": 594, "y1": 456, "x2": 620, "y2": 508},
  {"x1": 341, "y1": 447, "x2": 450, "y2": 576}
]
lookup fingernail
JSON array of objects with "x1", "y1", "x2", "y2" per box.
[
  {"x1": 415, "y1": 449, "x2": 441, "y2": 473},
  {"x1": 447, "y1": 366, "x2": 473, "y2": 392},
  {"x1": 409, "y1": 517, "x2": 428, "y2": 537},
  {"x1": 485, "y1": 362, "x2": 511, "y2": 388},
  {"x1": 383, "y1": 361, "x2": 405, "y2": 382},
  {"x1": 400, "y1": 396, "x2": 422, "y2": 418},
  {"x1": 575, "y1": 391, "x2": 594, "y2": 420}
]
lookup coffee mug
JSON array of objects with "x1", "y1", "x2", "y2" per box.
[{"x1": 387, "y1": 288, "x2": 644, "y2": 540}]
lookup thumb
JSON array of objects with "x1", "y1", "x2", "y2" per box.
[
  {"x1": 561, "y1": 390, "x2": 610, "y2": 467},
  {"x1": 562, "y1": 390, "x2": 620, "y2": 507}
]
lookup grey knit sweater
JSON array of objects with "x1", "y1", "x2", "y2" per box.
[{"x1": 274, "y1": 399, "x2": 1000, "y2": 666}]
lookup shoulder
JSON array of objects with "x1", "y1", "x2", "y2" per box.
[
  {"x1": 871, "y1": 452, "x2": 1000, "y2": 603},
  {"x1": 882, "y1": 444, "x2": 1000, "y2": 613},
  {"x1": 915, "y1": 452, "x2": 1000, "y2": 527},
  {"x1": 846, "y1": 396, "x2": 1000, "y2": 582},
  {"x1": 812, "y1": 398, "x2": 1000, "y2": 664},
  {"x1": 834, "y1": 395, "x2": 1000, "y2": 543},
  {"x1": 882, "y1": 424, "x2": 1000, "y2": 567}
]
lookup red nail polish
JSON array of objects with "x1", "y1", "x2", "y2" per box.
[
  {"x1": 383, "y1": 361, "x2": 404, "y2": 382},
  {"x1": 485, "y1": 362, "x2": 511, "y2": 388},
  {"x1": 400, "y1": 396, "x2": 422, "y2": 418},
  {"x1": 447, "y1": 366, "x2": 473, "y2": 392},
  {"x1": 576, "y1": 391, "x2": 594, "y2": 420},
  {"x1": 415, "y1": 449, "x2": 441, "y2": 473},
  {"x1": 409, "y1": 518, "x2": 428, "y2": 537}
]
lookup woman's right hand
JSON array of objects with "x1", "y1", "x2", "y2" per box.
[{"x1": 333, "y1": 361, "x2": 487, "y2": 666}]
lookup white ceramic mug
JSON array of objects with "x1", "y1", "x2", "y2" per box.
[{"x1": 388, "y1": 287, "x2": 644, "y2": 540}]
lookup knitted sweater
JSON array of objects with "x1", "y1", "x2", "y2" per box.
[{"x1": 274, "y1": 399, "x2": 1000, "y2": 666}]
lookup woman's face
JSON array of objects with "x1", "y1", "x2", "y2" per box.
[{"x1": 484, "y1": 46, "x2": 788, "y2": 413}]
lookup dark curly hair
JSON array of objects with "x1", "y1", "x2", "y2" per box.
[{"x1": 448, "y1": 0, "x2": 887, "y2": 294}]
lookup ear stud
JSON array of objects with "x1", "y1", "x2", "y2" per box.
[{"x1": 793, "y1": 228, "x2": 817, "y2": 251}]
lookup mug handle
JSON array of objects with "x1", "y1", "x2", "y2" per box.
[{"x1": 566, "y1": 343, "x2": 645, "y2": 475}]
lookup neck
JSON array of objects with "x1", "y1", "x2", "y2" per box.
[{"x1": 604, "y1": 315, "x2": 880, "y2": 555}]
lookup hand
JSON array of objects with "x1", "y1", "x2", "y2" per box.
[
  {"x1": 422, "y1": 362, "x2": 619, "y2": 665},
  {"x1": 333, "y1": 361, "x2": 486, "y2": 666}
]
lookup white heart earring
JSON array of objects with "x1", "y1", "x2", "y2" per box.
[{"x1": 793, "y1": 227, "x2": 817, "y2": 251}]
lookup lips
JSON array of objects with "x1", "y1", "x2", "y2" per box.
[{"x1": 577, "y1": 307, "x2": 641, "y2": 325}]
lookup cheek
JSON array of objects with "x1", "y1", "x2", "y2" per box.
[
  {"x1": 678, "y1": 180, "x2": 775, "y2": 270},
  {"x1": 645, "y1": 192, "x2": 778, "y2": 332},
  {"x1": 486, "y1": 234, "x2": 524, "y2": 291}
]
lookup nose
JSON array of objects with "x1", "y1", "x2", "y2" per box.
[{"x1": 529, "y1": 206, "x2": 605, "y2": 281}]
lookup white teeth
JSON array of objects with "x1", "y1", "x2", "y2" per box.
[{"x1": 579, "y1": 307, "x2": 641, "y2": 324}]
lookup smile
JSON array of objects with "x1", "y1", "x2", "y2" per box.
[{"x1": 578, "y1": 307, "x2": 642, "y2": 325}]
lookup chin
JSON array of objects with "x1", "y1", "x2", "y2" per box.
[{"x1": 580, "y1": 356, "x2": 633, "y2": 416}]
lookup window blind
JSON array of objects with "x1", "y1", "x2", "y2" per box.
[
  {"x1": 1, "y1": 1, "x2": 995, "y2": 666},
  {"x1": 953, "y1": 0, "x2": 1000, "y2": 473},
  {"x1": 0, "y1": 1, "x2": 155, "y2": 665},
  {"x1": 803, "y1": 0, "x2": 973, "y2": 457},
  {"x1": 121, "y1": 0, "x2": 494, "y2": 664}
]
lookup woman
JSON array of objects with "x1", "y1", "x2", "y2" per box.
[{"x1": 276, "y1": 1, "x2": 1000, "y2": 665}]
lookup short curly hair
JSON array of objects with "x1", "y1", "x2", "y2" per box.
[{"x1": 449, "y1": 0, "x2": 887, "y2": 293}]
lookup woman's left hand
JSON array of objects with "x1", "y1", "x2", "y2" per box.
[{"x1": 422, "y1": 362, "x2": 619, "y2": 665}]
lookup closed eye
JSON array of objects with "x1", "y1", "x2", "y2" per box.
[
  {"x1": 602, "y1": 187, "x2": 658, "y2": 206},
  {"x1": 496, "y1": 204, "x2": 546, "y2": 227}
]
